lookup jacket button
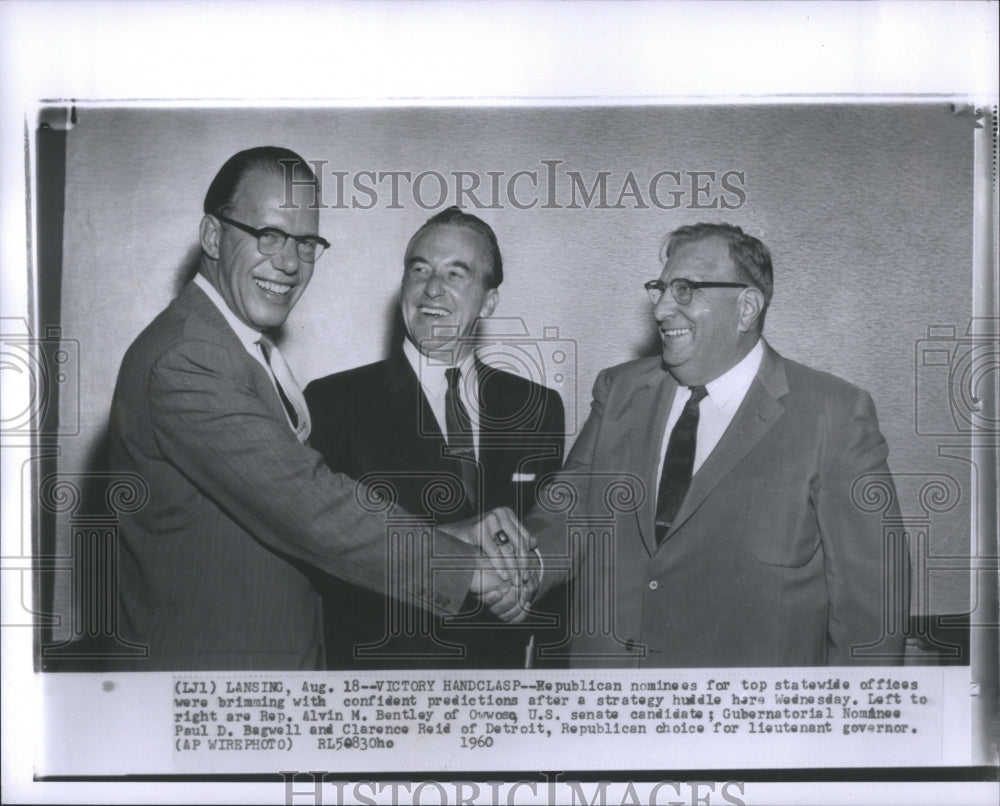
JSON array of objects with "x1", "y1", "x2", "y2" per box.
[{"x1": 648, "y1": 580, "x2": 658, "y2": 590}]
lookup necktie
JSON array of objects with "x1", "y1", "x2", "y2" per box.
[
  {"x1": 445, "y1": 366, "x2": 478, "y2": 508},
  {"x1": 257, "y1": 337, "x2": 311, "y2": 443},
  {"x1": 655, "y1": 385, "x2": 708, "y2": 543}
]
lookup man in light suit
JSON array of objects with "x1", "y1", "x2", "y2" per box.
[
  {"x1": 109, "y1": 148, "x2": 533, "y2": 671},
  {"x1": 527, "y1": 222, "x2": 909, "y2": 667},
  {"x1": 305, "y1": 208, "x2": 567, "y2": 668}
]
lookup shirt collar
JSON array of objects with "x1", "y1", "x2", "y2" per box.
[
  {"x1": 704, "y1": 338, "x2": 764, "y2": 407},
  {"x1": 402, "y1": 337, "x2": 477, "y2": 396},
  {"x1": 193, "y1": 272, "x2": 264, "y2": 352}
]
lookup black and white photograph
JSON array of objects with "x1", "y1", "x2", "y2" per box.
[{"x1": 2, "y1": 2, "x2": 997, "y2": 804}]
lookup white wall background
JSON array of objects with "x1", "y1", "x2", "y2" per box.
[{"x1": 55, "y1": 104, "x2": 976, "y2": 622}]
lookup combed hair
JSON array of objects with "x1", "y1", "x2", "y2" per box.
[
  {"x1": 661, "y1": 222, "x2": 773, "y2": 328},
  {"x1": 203, "y1": 146, "x2": 317, "y2": 215},
  {"x1": 404, "y1": 206, "x2": 503, "y2": 288}
]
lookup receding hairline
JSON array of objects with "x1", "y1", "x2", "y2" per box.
[
  {"x1": 218, "y1": 164, "x2": 319, "y2": 216},
  {"x1": 205, "y1": 148, "x2": 319, "y2": 218},
  {"x1": 662, "y1": 224, "x2": 773, "y2": 301},
  {"x1": 404, "y1": 221, "x2": 497, "y2": 283}
]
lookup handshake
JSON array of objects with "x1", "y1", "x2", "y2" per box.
[{"x1": 446, "y1": 507, "x2": 539, "y2": 623}]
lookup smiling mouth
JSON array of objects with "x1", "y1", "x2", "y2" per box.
[
  {"x1": 254, "y1": 278, "x2": 293, "y2": 296},
  {"x1": 418, "y1": 305, "x2": 451, "y2": 318},
  {"x1": 661, "y1": 327, "x2": 692, "y2": 338}
]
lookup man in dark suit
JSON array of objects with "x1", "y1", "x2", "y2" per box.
[
  {"x1": 109, "y1": 148, "x2": 534, "y2": 671},
  {"x1": 305, "y1": 207, "x2": 566, "y2": 668},
  {"x1": 526, "y1": 222, "x2": 909, "y2": 667}
]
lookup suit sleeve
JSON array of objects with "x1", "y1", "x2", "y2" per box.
[
  {"x1": 148, "y1": 338, "x2": 475, "y2": 616},
  {"x1": 527, "y1": 369, "x2": 612, "y2": 598},
  {"x1": 816, "y1": 389, "x2": 910, "y2": 665}
]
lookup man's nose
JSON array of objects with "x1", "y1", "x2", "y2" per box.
[
  {"x1": 272, "y1": 239, "x2": 301, "y2": 274},
  {"x1": 653, "y1": 287, "x2": 678, "y2": 319},
  {"x1": 423, "y1": 271, "x2": 445, "y2": 296}
]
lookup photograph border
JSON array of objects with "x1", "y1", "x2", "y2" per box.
[{"x1": 2, "y1": 3, "x2": 997, "y2": 805}]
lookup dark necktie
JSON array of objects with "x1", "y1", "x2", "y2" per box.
[
  {"x1": 445, "y1": 366, "x2": 478, "y2": 508},
  {"x1": 655, "y1": 385, "x2": 708, "y2": 544}
]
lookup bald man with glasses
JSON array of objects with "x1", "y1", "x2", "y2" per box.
[{"x1": 525, "y1": 222, "x2": 909, "y2": 668}]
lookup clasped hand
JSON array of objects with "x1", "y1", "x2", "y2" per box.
[{"x1": 445, "y1": 507, "x2": 538, "y2": 622}]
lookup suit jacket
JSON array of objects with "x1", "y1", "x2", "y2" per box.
[
  {"x1": 305, "y1": 348, "x2": 566, "y2": 668},
  {"x1": 527, "y1": 341, "x2": 909, "y2": 667},
  {"x1": 108, "y1": 283, "x2": 475, "y2": 671}
]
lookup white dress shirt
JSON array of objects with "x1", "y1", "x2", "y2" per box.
[
  {"x1": 403, "y1": 338, "x2": 481, "y2": 458},
  {"x1": 403, "y1": 338, "x2": 546, "y2": 599},
  {"x1": 656, "y1": 338, "x2": 764, "y2": 485}
]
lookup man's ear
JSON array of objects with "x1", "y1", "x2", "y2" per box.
[
  {"x1": 737, "y1": 287, "x2": 765, "y2": 333},
  {"x1": 479, "y1": 287, "x2": 499, "y2": 319},
  {"x1": 200, "y1": 215, "x2": 221, "y2": 260}
]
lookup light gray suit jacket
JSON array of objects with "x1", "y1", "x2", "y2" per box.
[
  {"x1": 110, "y1": 282, "x2": 475, "y2": 670},
  {"x1": 528, "y1": 342, "x2": 908, "y2": 667}
]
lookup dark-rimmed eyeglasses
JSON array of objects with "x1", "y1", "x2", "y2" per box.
[
  {"x1": 644, "y1": 278, "x2": 748, "y2": 306},
  {"x1": 215, "y1": 214, "x2": 330, "y2": 263}
]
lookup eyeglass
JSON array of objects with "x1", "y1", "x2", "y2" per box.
[
  {"x1": 644, "y1": 278, "x2": 748, "y2": 306},
  {"x1": 215, "y1": 214, "x2": 330, "y2": 263}
]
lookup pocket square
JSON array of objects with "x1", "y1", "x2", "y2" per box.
[{"x1": 511, "y1": 472, "x2": 536, "y2": 482}]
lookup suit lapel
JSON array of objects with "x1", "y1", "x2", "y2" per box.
[
  {"x1": 631, "y1": 366, "x2": 678, "y2": 556},
  {"x1": 476, "y1": 358, "x2": 510, "y2": 497},
  {"x1": 384, "y1": 350, "x2": 448, "y2": 473},
  {"x1": 184, "y1": 282, "x2": 287, "y2": 423},
  {"x1": 665, "y1": 343, "x2": 789, "y2": 539}
]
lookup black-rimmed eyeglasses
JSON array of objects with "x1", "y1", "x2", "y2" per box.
[
  {"x1": 644, "y1": 278, "x2": 748, "y2": 306},
  {"x1": 215, "y1": 214, "x2": 330, "y2": 263}
]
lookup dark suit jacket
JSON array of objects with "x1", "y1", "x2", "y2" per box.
[
  {"x1": 108, "y1": 283, "x2": 475, "y2": 670},
  {"x1": 305, "y1": 348, "x2": 566, "y2": 668},
  {"x1": 527, "y1": 342, "x2": 909, "y2": 667}
]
